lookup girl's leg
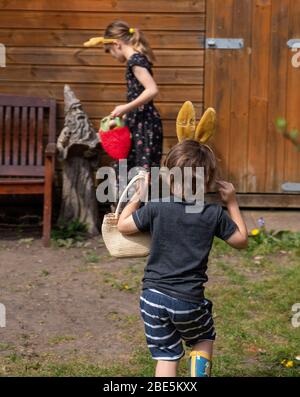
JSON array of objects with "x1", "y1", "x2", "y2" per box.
[
  {"x1": 189, "y1": 340, "x2": 214, "y2": 377},
  {"x1": 155, "y1": 360, "x2": 180, "y2": 377}
]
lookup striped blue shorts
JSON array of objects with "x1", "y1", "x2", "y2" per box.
[{"x1": 140, "y1": 288, "x2": 216, "y2": 361}]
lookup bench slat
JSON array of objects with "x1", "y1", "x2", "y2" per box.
[
  {"x1": 0, "y1": 95, "x2": 53, "y2": 108},
  {"x1": 0, "y1": 184, "x2": 45, "y2": 195},
  {"x1": 4, "y1": 106, "x2": 12, "y2": 165},
  {"x1": 29, "y1": 107, "x2": 36, "y2": 165},
  {"x1": 13, "y1": 106, "x2": 20, "y2": 165},
  {"x1": 20, "y1": 106, "x2": 28, "y2": 166},
  {"x1": 37, "y1": 107, "x2": 44, "y2": 165},
  {"x1": 0, "y1": 178, "x2": 44, "y2": 184},
  {"x1": 0, "y1": 106, "x2": 3, "y2": 164},
  {"x1": 0, "y1": 165, "x2": 45, "y2": 177}
]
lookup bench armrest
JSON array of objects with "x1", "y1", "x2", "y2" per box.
[{"x1": 45, "y1": 143, "x2": 57, "y2": 157}]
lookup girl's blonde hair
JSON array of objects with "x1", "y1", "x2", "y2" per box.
[{"x1": 104, "y1": 20, "x2": 156, "y2": 63}]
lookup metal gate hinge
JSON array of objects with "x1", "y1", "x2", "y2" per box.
[{"x1": 205, "y1": 38, "x2": 244, "y2": 49}]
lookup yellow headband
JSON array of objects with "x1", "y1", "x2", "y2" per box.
[
  {"x1": 176, "y1": 101, "x2": 216, "y2": 144},
  {"x1": 83, "y1": 37, "x2": 116, "y2": 47}
]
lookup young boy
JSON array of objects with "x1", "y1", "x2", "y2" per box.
[{"x1": 117, "y1": 140, "x2": 248, "y2": 377}]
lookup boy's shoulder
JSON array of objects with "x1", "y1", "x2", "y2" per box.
[{"x1": 146, "y1": 196, "x2": 223, "y2": 216}]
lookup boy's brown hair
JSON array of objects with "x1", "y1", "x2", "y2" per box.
[{"x1": 162, "y1": 140, "x2": 217, "y2": 199}]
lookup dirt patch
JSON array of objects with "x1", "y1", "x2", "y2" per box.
[{"x1": 0, "y1": 235, "x2": 147, "y2": 365}]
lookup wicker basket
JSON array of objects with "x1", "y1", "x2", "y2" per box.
[{"x1": 101, "y1": 172, "x2": 151, "y2": 258}]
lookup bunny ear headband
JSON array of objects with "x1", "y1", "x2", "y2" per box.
[
  {"x1": 83, "y1": 37, "x2": 116, "y2": 47},
  {"x1": 176, "y1": 101, "x2": 216, "y2": 144},
  {"x1": 83, "y1": 28, "x2": 136, "y2": 47}
]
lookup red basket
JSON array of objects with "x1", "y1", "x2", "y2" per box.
[{"x1": 99, "y1": 116, "x2": 131, "y2": 160}]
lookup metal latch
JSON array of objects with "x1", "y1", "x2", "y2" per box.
[
  {"x1": 282, "y1": 182, "x2": 300, "y2": 193},
  {"x1": 287, "y1": 39, "x2": 300, "y2": 49},
  {"x1": 205, "y1": 38, "x2": 244, "y2": 49}
]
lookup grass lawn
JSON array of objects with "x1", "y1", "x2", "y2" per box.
[{"x1": 0, "y1": 230, "x2": 299, "y2": 377}]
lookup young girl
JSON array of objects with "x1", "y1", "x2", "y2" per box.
[
  {"x1": 103, "y1": 20, "x2": 163, "y2": 203},
  {"x1": 117, "y1": 140, "x2": 248, "y2": 377}
]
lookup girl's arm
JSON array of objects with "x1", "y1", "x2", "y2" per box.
[{"x1": 111, "y1": 66, "x2": 159, "y2": 117}]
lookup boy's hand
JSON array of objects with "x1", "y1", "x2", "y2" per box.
[
  {"x1": 132, "y1": 172, "x2": 150, "y2": 203},
  {"x1": 216, "y1": 180, "x2": 237, "y2": 205}
]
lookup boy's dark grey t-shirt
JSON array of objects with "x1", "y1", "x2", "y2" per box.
[{"x1": 132, "y1": 195, "x2": 237, "y2": 303}]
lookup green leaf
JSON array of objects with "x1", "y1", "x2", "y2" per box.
[
  {"x1": 276, "y1": 117, "x2": 287, "y2": 130},
  {"x1": 289, "y1": 129, "x2": 299, "y2": 139}
]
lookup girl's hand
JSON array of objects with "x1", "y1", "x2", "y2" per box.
[
  {"x1": 216, "y1": 180, "x2": 237, "y2": 205},
  {"x1": 110, "y1": 104, "x2": 129, "y2": 118}
]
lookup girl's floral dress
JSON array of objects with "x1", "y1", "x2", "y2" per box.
[{"x1": 112, "y1": 52, "x2": 163, "y2": 199}]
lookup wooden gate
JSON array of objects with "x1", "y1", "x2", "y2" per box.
[{"x1": 205, "y1": 0, "x2": 300, "y2": 205}]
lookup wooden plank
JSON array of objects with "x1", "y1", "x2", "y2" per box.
[
  {"x1": 56, "y1": 118, "x2": 195, "y2": 139},
  {"x1": 36, "y1": 107, "x2": 44, "y2": 165},
  {"x1": 227, "y1": 0, "x2": 252, "y2": 192},
  {"x1": 56, "y1": 118, "x2": 180, "y2": 153},
  {"x1": 6, "y1": 48, "x2": 205, "y2": 68},
  {"x1": 0, "y1": 106, "x2": 3, "y2": 164},
  {"x1": 0, "y1": 184, "x2": 44, "y2": 194},
  {"x1": 20, "y1": 106, "x2": 28, "y2": 166},
  {"x1": 205, "y1": 193, "x2": 300, "y2": 208},
  {"x1": 0, "y1": 65, "x2": 204, "y2": 85},
  {"x1": 265, "y1": 0, "x2": 289, "y2": 192},
  {"x1": 0, "y1": 165, "x2": 44, "y2": 177},
  {"x1": 0, "y1": 30, "x2": 205, "y2": 49},
  {"x1": 285, "y1": 0, "x2": 300, "y2": 185},
  {"x1": 48, "y1": 99, "x2": 57, "y2": 143},
  {"x1": 0, "y1": 94, "x2": 53, "y2": 107},
  {"x1": 12, "y1": 106, "x2": 20, "y2": 165},
  {"x1": 4, "y1": 106, "x2": 12, "y2": 166},
  {"x1": 28, "y1": 107, "x2": 36, "y2": 166},
  {"x1": 0, "y1": 83, "x2": 204, "y2": 103},
  {"x1": 205, "y1": 0, "x2": 217, "y2": 128},
  {"x1": 0, "y1": 0, "x2": 205, "y2": 13},
  {"x1": 56, "y1": 101, "x2": 204, "y2": 121},
  {"x1": 247, "y1": 0, "x2": 272, "y2": 192},
  {"x1": 0, "y1": 11, "x2": 205, "y2": 31},
  {"x1": 205, "y1": 0, "x2": 234, "y2": 182}
]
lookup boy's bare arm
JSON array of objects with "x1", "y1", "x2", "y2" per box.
[
  {"x1": 117, "y1": 193, "x2": 141, "y2": 235},
  {"x1": 117, "y1": 173, "x2": 150, "y2": 235},
  {"x1": 216, "y1": 180, "x2": 248, "y2": 249}
]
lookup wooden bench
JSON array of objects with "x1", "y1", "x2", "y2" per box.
[{"x1": 0, "y1": 94, "x2": 56, "y2": 246}]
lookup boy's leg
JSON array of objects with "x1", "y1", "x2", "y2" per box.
[
  {"x1": 189, "y1": 340, "x2": 213, "y2": 377},
  {"x1": 140, "y1": 290, "x2": 186, "y2": 377},
  {"x1": 155, "y1": 360, "x2": 180, "y2": 377}
]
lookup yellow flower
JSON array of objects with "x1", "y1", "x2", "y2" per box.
[
  {"x1": 281, "y1": 359, "x2": 294, "y2": 368},
  {"x1": 251, "y1": 229, "x2": 260, "y2": 236},
  {"x1": 285, "y1": 361, "x2": 294, "y2": 368},
  {"x1": 124, "y1": 284, "x2": 129, "y2": 290}
]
